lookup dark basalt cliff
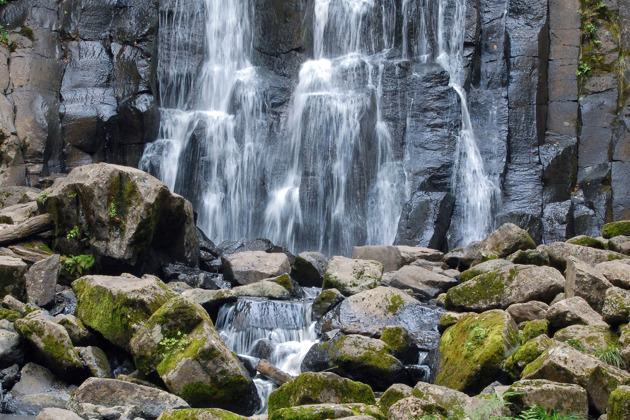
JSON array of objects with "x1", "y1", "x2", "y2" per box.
[{"x1": 0, "y1": 0, "x2": 629, "y2": 250}]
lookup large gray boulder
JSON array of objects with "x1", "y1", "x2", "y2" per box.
[
  {"x1": 317, "y1": 286, "x2": 442, "y2": 341},
  {"x1": 383, "y1": 265, "x2": 458, "y2": 301},
  {"x1": 222, "y1": 250, "x2": 291, "y2": 285},
  {"x1": 301, "y1": 334, "x2": 406, "y2": 391},
  {"x1": 25, "y1": 254, "x2": 60, "y2": 307},
  {"x1": 42, "y1": 163, "x2": 199, "y2": 273},
  {"x1": 72, "y1": 274, "x2": 176, "y2": 350},
  {"x1": 322, "y1": 256, "x2": 383, "y2": 296},
  {"x1": 66, "y1": 378, "x2": 189, "y2": 419},
  {"x1": 565, "y1": 257, "x2": 612, "y2": 312},
  {"x1": 522, "y1": 343, "x2": 630, "y2": 415},
  {"x1": 352, "y1": 246, "x2": 402, "y2": 272},
  {"x1": 546, "y1": 296, "x2": 607, "y2": 329},
  {"x1": 445, "y1": 264, "x2": 564, "y2": 312}
]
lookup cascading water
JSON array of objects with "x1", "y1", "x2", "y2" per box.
[
  {"x1": 263, "y1": 0, "x2": 404, "y2": 256},
  {"x1": 215, "y1": 293, "x2": 319, "y2": 413}
]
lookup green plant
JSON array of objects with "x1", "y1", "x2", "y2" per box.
[
  {"x1": 0, "y1": 26, "x2": 8, "y2": 46},
  {"x1": 61, "y1": 254, "x2": 95, "y2": 277},
  {"x1": 576, "y1": 62, "x2": 591, "y2": 78},
  {"x1": 465, "y1": 326, "x2": 488, "y2": 352},
  {"x1": 517, "y1": 404, "x2": 585, "y2": 420},
  {"x1": 159, "y1": 331, "x2": 192, "y2": 357},
  {"x1": 66, "y1": 225, "x2": 79, "y2": 240},
  {"x1": 595, "y1": 346, "x2": 625, "y2": 368},
  {"x1": 36, "y1": 191, "x2": 51, "y2": 205},
  {"x1": 108, "y1": 202, "x2": 117, "y2": 219},
  {"x1": 564, "y1": 338, "x2": 586, "y2": 353}
]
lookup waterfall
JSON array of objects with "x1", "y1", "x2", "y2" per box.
[
  {"x1": 215, "y1": 296, "x2": 318, "y2": 413},
  {"x1": 263, "y1": 0, "x2": 404, "y2": 256}
]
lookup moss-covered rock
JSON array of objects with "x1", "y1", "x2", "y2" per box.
[
  {"x1": 54, "y1": 314, "x2": 91, "y2": 346},
  {"x1": 72, "y1": 274, "x2": 175, "y2": 350},
  {"x1": 566, "y1": 235, "x2": 607, "y2": 249},
  {"x1": 270, "y1": 403, "x2": 384, "y2": 420},
  {"x1": 505, "y1": 379, "x2": 588, "y2": 417},
  {"x1": 42, "y1": 163, "x2": 199, "y2": 273},
  {"x1": 608, "y1": 385, "x2": 630, "y2": 420},
  {"x1": 380, "y1": 326, "x2": 417, "y2": 364},
  {"x1": 603, "y1": 286, "x2": 630, "y2": 325},
  {"x1": 267, "y1": 372, "x2": 375, "y2": 415},
  {"x1": 522, "y1": 343, "x2": 630, "y2": 415},
  {"x1": 378, "y1": 383, "x2": 412, "y2": 413},
  {"x1": 603, "y1": 221, "x2": 630, "y2": 239},
  {"x1": 14, "y1": 310, "x2": 85, "y2": 379},
  {"x1": 507, "y1": 248, "x2": 550, "y2": 266},
  {"x1": 157, "y1": 408, "x2": 247, "y2": 419},
  {"x1": 435, "y1": 310, "x2": 519, "y2": 393},
  {"x1": 457, "y1": 259, "x2": 512, "y2": 283},
  {"x1": 322, "y1": 256, "x2": 383, "y2": 296},
  {"x1": 521, "y1": 319, "x2": 549, "y2": 344},
  {"x1": 445, "y1": 265, "x2": 564, "y2": 312},
  {"x1": 0, "y1": 308, "x2": 21, "y2": 321},
  {"x1": 504, "y1": 334, "x2": 554, "y2": 380},
  {"x1": 312, "y1": 288, "x2": 344, "y2": 320},
  {"x1": 130, "y1": 296, "x2": 258, "y2": 415},
  {"x1": 554, "y1": 325, "x2": 619, "y2": 356},
  {"x1": 546, "y1": 241, "x2": 629, "y2": 271},
  {"x1": 438, "y1": 311, "x2": 473, "y2": 332},
  {"x1": 291, "y1": 251, "x2": 328, "y2": 288},
  {"x1": 301, "y1": 334, "x2": 405, "y2": 391}
]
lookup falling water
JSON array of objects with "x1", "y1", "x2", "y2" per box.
[
  {"x1": 215, "y1": 296, "x2": 318, "y2": 413},
  {"x1": 263, "y1": 0, "x2": 404, "y2": 256}
]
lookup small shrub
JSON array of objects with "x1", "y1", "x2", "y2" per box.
[{"x1": 61, "y1": 254, "x2": 95, "y2": 277}]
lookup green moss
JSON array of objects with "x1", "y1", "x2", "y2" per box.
[
  {"x1": 158, "y1": 409, "x2": 247, "y2": 420},
  {"x1": 0, "y1": 308, "x2": 20, "y2": 321},
  {"x1": 567, "y1": 235, "x2": 607, "y2": 249},
  {"x1": 435, "y1": 311, "x2": 519, "y2": 393},
  {"x1": 267, "y1": 372, "x2": 376, "y2": 415},
  {"x1": 521, "y1": 348, "x2": 550, "y2": 378},
  {"x1": 603, "y1": 221, "x2": 630, "y2": 239},
  {"x1": 380, "y1": 326, "x2": 410, "y2": 355},
  {"x1": 329, "y1": 335, "x2": 400, "y2": 379},
  {"x1": 387, "y1": 295, "x2": 404, "y2": 314},
  {"x1": 272, "y1": 274, "x2": 294, "y2": 292},
  {"x1": 378, "y1": 385, "x2": 412, "y2": 413},
  {"x1": 521, "y1": 319, "x2": 549, "y2": 344},
  {"x1": 608, "y1": 386, "x2": 630, "y2": 420},
  {"x1": 18, "y1": 26, "x2": 33, "y2": 41},
  {"x1": 156, "y1": 334, "x2": 207, "y2": 376},
  {"x1": 504, "y1": 335, "x2": 553, "y2": 379},
  {"x1": 458, "y1": 268, "x2": 483, "y2": 283},
  {"x1": 445, "y1": 270, "x2": 509, "y2": 311},
  {"x1": 180, "y1": 375, "x2": 250, "y2": 406},
  {"x1": 608, "y1": 253, "x2": 627, "y2": 261}
]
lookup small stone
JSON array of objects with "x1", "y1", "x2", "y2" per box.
[
  {"x1": 312, "y1": 288, "x2": 344, "y2": 320},
  {"x1": 77, "y1": 346, "x2": 112, "y2": 378},
  {"x1": 507, "y1": 301, "x2": 549, "y2": 324},
  {"x1": 25, "y1": 254, "x2": 60, "y2": 307}
]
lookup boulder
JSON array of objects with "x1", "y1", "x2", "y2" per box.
[
  {"x1": 383, "y1": 265, "x2": 458, "y2": 301},
  {"x1": 42, "y1": 163, "x2": 199, "y2": 273},
  {"x1": 269, "y1": 404, "x2": 382, "y2": 420},
  {"x1": 445, "y1": 264, "x2": 564, "y2": 312},
  {"x1": 312, "y1": 288, "x2": 344, "y2": 320},
  {"x1": 546, "y1": 296, "x2": 607, "y2": 329},
  {"x1": 554, "y1": 325, "x2": 619, "y2": 355},
  {"x1": 438, "y1": 311, "x2": 473, "y2": 333},
  {"x1": 521, "y1": 319, "x2": 550, "y2": 344},
  {"x1": 396, "y1": 246, "x2": 444, "y2": 264},
  {"x1": 609, "y1": 235, "x2": 630, "y2": 255},
  {"x1": 387, "y1": 397, "x2": 430, "y2": 419},
  {"x1": 322, "y1": 256, "x2": 383, "y2": 296},
  {"x1": 457, "y1": 259, "x2": 513, "y2": 282},
  {"x1": 291, "y1": 252, "x2": 328, "y2": 287},
  {"x1": 0, "y1": 256, "x2": 29, "y2": 301},
  {"x1": 602, "y1": 287, "x2": 630, "y2": 325},
  {"x1": 507, "y1": 301, "x2": 549, "y2": 324},
  {"x1": 25, "y1": 254, "x2": 60, "y2": 307},
  {"x1": 66, "y1": 378, "x2": 189, "y2": 419},
  {"x1": 222, "y1": 251, "x2": 291, "y2": 285},
  {"x1": 596, "y1": 260, "x2": 630, "y2": 289},
  {"x1": 158, "y1": 409, "x2": 248, "y2": 419},
  {"x1": 2, "y1": 294, "x2": 27, "y2": 314},
  {"x1": 522, "y1": 343, "x2": 630, "y2": 415},
  {"x1": 317, "y1": 286, "x2": 442, "y2": 340},
  {"x1": 566, "y1": 235, "x2": 607, "y2": 249},
  {"x1": 507, "y1": 248, "x2": 550, "y2": 266},
  {"x1": 129, "y1": 296, "x2": 258, "y2": 414},
  {"x1": 267, "y1": 372, "x2": 375, "y2": 415},
  {"x1": 0, "y1": 323, "x2": 23, "y2": 368},
  {"x1": 77, "y1": 346, "x2": 112, "y2": 378},
  {"x1": 608, "y1": 385, "x2": 630, "y2": 420},
  {"x1": 603, "y1": 221, "x2": 630, "y2": 239},
  {"x1": 72, "y1": 274, "x2": 175, "y2": 349},
  {"x1": 435, "y1": 310, "x2": 519, "y2": 394},
  {"x1": 352, "y1": 246, "x2": 402, "y2": 272},
  {"x1": 378, "y1": 383, "x2": 413, "y2": 413},
  {"x1": 505, "y1": 379, "x2": 588, "y2": 417},
  {"x1": 380, "y1": 326, "x2": 419, "y2": 364},
  {"x1": 14, "y1": 310, "x2": 85, "y2": 379},
  {"x1": 565, "y1": 257, "x2": 612, "y2": 312},
  {"x1": 35, "y1": 408, "x2": 83, "y2": 420},
  {"x1": 301, "y1": 334, "x2": 405, "y2": 391},
  {"x1": 546, "y1": 242, "x2": 629, "y2": 270},
  {"x1": 504, "y1": 334, "x2": 554, "y2": 379},
  {"x1": 0, "y1": 363, "x2": 19, "y2": 391},
  {"x1": 54, "y1": 314, "x2": 91, "y2": 346},
  {"x1": 6, "y1": 363, "x2": 77, "y2": 416}
]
